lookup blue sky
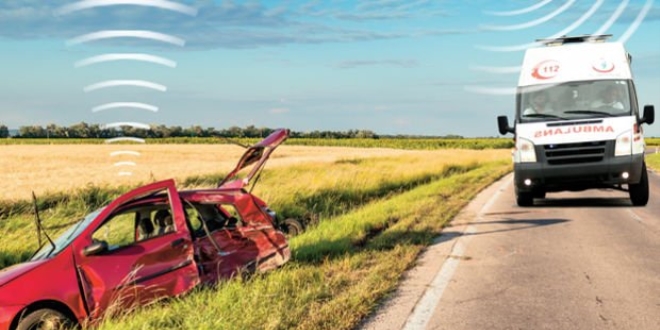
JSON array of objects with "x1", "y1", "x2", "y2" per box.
[{"x1": 0, "y1": 0, "x2": 659, "y2": 137}]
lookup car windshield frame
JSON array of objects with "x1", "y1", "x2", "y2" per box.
[
  {"x1": 31, "y1": 207, "x2": 105, "y2": 261},
  {"x1": 517, "y1": 80, "x2": 633, "y2": 123}
]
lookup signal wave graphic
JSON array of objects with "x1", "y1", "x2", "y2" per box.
[
  {"x1": 84, "y1": 80, "x2": 167, "y2": 92},
  {"x1": 55, "y1": 0, "x2": 198, "y2": 16},
  {"x1": 74, "y1": 53, "x2": 177, "y2": 68},
  {"x1": 57, "y1": 0, "x2": 197, "y2": 176},
  {"x1": 67, "y1": 30, "x2": 186, "y2": 47},
  {"x1": 92, "y1": 102, "x2": 159, "y2": 113},
  {"x1": 466, "y1": 0, "x2": 655, "y2": 96}
]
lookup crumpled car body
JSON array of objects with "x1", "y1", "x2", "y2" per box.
[{"x1": 0, "y1": 129, "x2": 291, "y2": 330}]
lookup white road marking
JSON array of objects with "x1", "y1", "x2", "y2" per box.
[
  {"x1": 626, "y1": 209, "x2": 644, "y2": 223},
  {"x1": 403, "y1": 177, "x2": 511, "y2": 330}
]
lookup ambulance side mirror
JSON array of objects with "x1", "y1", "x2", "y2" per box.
[
  {"x1": 497, "y1": 116, "x2": 514, "y2": 135},
  {"x1": 641, "y1": 105, "x2": 654, "y2": 125}
]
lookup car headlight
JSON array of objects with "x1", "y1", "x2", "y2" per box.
[
  {"x1": 614, "y1": 130, "x2": 632, "y2": 156},
  {"x1": 515, "y1": 137, "x2": 537, "y2": 163}
]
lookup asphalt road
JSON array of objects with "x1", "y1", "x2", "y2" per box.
[{"x1": 362, "y1": 168, "x2": 660, "y2": 330}]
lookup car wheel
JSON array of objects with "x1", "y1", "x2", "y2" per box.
[
  {"x1": 629, "y1": 163, "x2": 649, "y2": 206},
  {"x1": 282, "y1": 218, "x2": 304, "y2": 236},
  {"x1": 17, "y1": 308, "x2": 75, "y2": 330}
]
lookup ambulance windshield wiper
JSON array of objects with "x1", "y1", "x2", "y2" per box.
[
  {"x1": 524, "y1": 113, "x2": 568, "y2": 120},
  {"x1": 563, "y1": 110, "x2": 616, "y2": 117}
]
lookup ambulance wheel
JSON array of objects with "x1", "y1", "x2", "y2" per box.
[
  {"x1": 629, "y1": 163, "x2": 649, "y2": 206},
  {"x1": 533, "y1": 190, "x2": 546, "y2": 199},
  {"x1": 516, "y1": 191, "x2": 534, "y2": 207}
]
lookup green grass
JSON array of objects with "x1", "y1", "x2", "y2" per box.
[
  {"x1": 646, "y1": 138, "x2": 660, "y2": 146},
  {"x1": 647, "y1": 152, "x2": 660, "y2": 170}
]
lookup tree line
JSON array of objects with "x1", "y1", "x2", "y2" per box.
[{"x1": 0, "y1": 122, "x2": 384, "y2": 139}]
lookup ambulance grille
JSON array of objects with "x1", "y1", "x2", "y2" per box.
[{"x1": 543, "y1": 141, "x2": 607, "y2": 165}]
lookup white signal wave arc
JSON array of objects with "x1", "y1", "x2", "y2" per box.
[
  {"x1": 92, "y1": 102, "x2": 159, "y2": 113},
  {"x1": 118, "y1": 171, "x2": 133, "y2": 176},
  {"x1": 85, "y1": 80, "x2": 167, "y2": 92},
  {"x1": 592, "y1": 0, "x2": 630, "y2": 37},
  {"x1": 114, "y1": 161, "x2": 137, "y2": 167},
  {"x1": 481, "y1": 0, "x2": 577, "y2": 31},
  {"x1": 102, "y1": 122, "x2": 151, "y2": 130},
  {"x1": 484, "y1": 0, "x2": 552, "y2": 16},
  {"x1": 105, "y1": 137, "x2": 146, "y2": 144},
  {"x1": 75, "y1": 53, "x2": 177, "y2": 68},
  {"x1": 55, "y1": 0, "x2": 198, "y2": 16},
  {"x1": 617, "y1": 0, "x2": 654, "y2": 44},
  {"x1": 67, "y1": 30, "x2": 185, "y2": 47},
  {"x1": 110, "y1": 150, "x2": 141, "y2": 157},
  {"x1": 477, "y1": 0, "x2": 604, "y2": 52}
]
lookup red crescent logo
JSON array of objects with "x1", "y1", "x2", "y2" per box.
[
  {"x1": 532, "y1": 60, "x2": 560, "y2": 80},
  {"x1": 592, "y1": 59, "x2": 615, "y2": 73}
]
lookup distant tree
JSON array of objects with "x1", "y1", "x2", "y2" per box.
[
  {"x1": 355, "y1": 130, "x2": 377, "y2": 139},
  {"x1": 68, "y1": 122, "x2": 91, "y2": 138},
  {"x1": 18, "y1": 125, "x2": 46, "y2": 138},
  {"x1": 226, "y1": 126, "x2": 243, "y2": 138},
  {"x1": 169, "y1": 126, "x2": 183, "y2": 137},
  {"x1": 0, "y1": 124, "x2": 8, "y2": 138},
  {"x1": 151, "y1": 124, "x2": 171, "y2": 138}
]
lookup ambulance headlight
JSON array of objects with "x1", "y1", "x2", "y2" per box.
[
  {"x1": 615, "y1": 130, "x2": 632, "y2": 156},
  {"x1": 516, "y1": 137, "x2": 537, "y2": 163}
]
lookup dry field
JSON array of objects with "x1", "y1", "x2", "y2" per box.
[{"x1": 1, "y1": 144, "x2": 510, "y2": 201}]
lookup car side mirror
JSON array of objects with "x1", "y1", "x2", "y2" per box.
[
  {"x1": 497, "y1": 116, "x2": 514, "y2": 135},
  {"x1": 641, "y1": 105, "x2": 654, "y2": 125},
  {"x1": 83, "y1": 240, "x2": 109, "y2": 256}
]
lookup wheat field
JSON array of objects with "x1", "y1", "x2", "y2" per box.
[{"x1": 1, "y1": 144, "x2": 510, "y2": 201}]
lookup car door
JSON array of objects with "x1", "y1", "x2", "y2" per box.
[
  {"x1": 71, "y1": 180, "x2": 200, "y2": 319},
  {"x1": 184, "y1": 200, "x2": 256, "y2": 281}
]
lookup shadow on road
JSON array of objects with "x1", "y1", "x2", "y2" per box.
[
  {"x1": 434, "y1": 218, "x2": 569, "y2": 246},
  {"x1": 534, "y1": 197, "x2": 632, "y2": 208}
]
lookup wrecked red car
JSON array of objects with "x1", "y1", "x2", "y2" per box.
[{"x1": 0, "y1": 129, "x2": 295, "y2": 330}]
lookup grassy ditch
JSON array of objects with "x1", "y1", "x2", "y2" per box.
[
  {"x1": 647, "y1": 152, "x2": 660, "y2": 170},
  {"x1": 94, "y1": 160, "x2": 511, "y2": 330}
]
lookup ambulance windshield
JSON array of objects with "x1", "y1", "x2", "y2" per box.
[{"x1": 519, "y1": 80, "x2": 631, "y2": 121}]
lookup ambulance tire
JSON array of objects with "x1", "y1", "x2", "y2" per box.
[
  {"x1": 533, "y1": 190, "x2": 546, "y2": 199},
  {"x1": 516, "y1": 191, "x2": 534, "y2": 207},
  {"x1": 629, "y1": 163, "x2": 649, "y2": 206}
]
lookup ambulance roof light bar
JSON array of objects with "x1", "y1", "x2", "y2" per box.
[{"x1": 536, "y1": 34, "x2": 613, "y2": 47}]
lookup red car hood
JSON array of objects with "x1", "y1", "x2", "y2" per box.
[
  {"x1": 0, "y1": 259, "x2": 47, "y2": 287},
  {"x1": 218, "y1": 128, "x2": 289, "y2": 188}
]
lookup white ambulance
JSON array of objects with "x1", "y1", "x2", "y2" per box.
[{"x1": 497, "y1": 35, "x2": 655, "y2": 206}]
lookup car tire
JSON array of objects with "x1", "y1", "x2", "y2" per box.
[
  {"x1": 17, "y1": 308, "x2": 75, "y2": 330},
  {"x1": 282, "y1": 218, "x2": 304, "y2": 236},
  {"x1": 629, "y1": 163, "x2": 649, "y2": 206}
]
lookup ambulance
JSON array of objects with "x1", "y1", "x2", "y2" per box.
[{"x1": 497, "y1": 35, "x2": 655, "y2": 206}]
